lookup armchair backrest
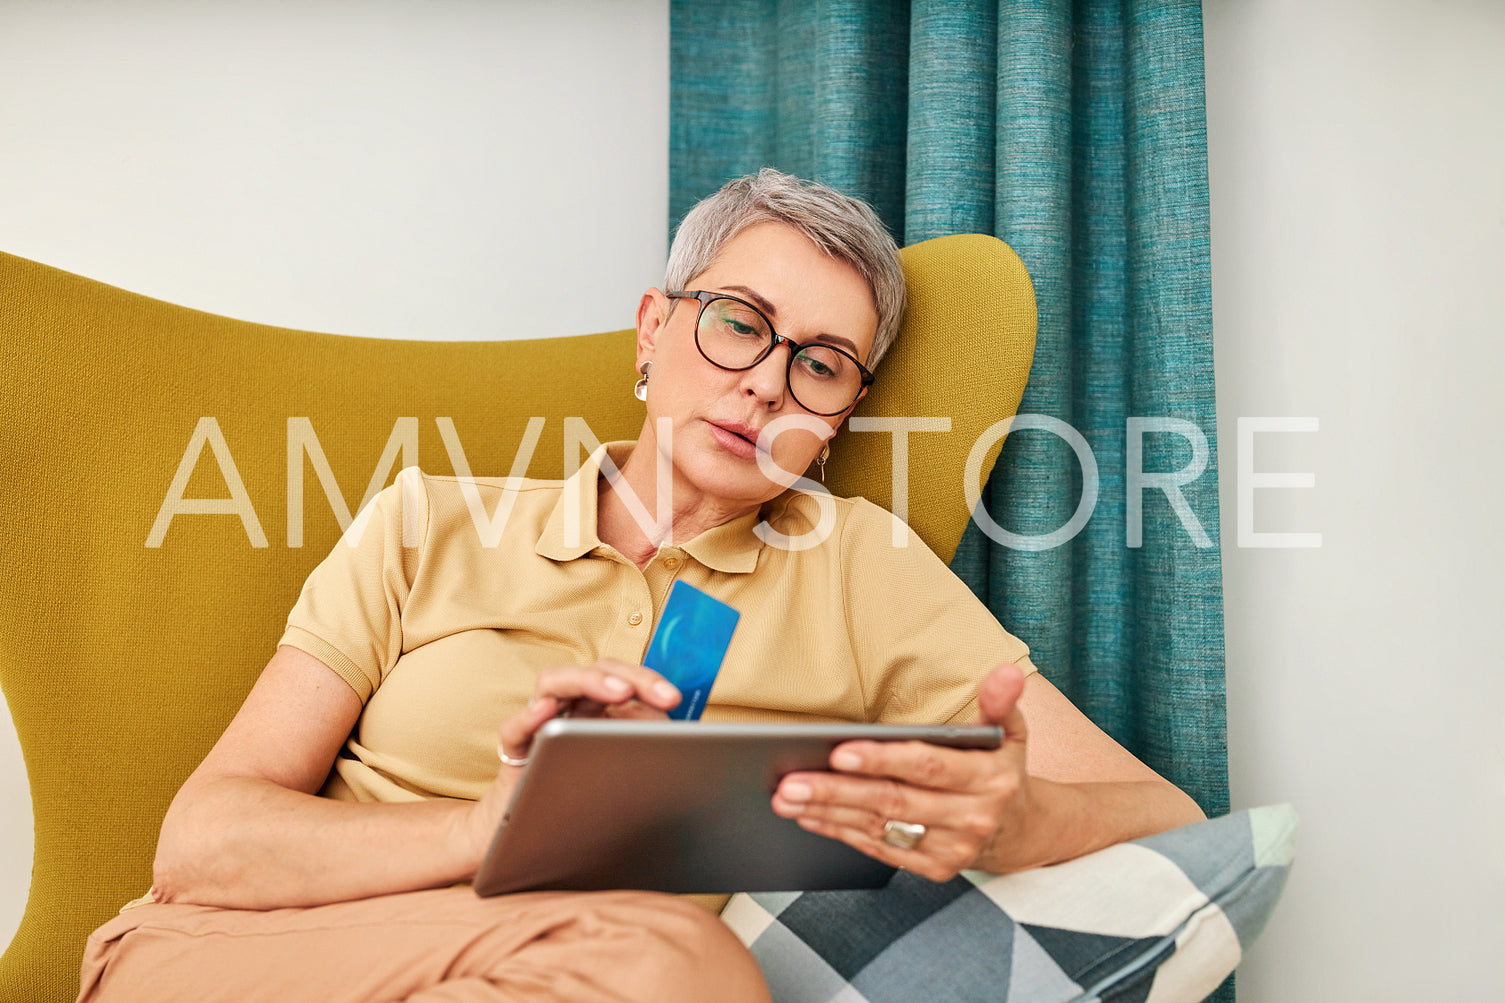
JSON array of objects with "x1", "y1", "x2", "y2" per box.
[{"x1": 0, "y1": 233, "x2": 1034, "y2": 1002}]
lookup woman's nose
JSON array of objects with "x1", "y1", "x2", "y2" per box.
[{"x1": 741, "y1": 342, "x2": 791, "y2": 407}]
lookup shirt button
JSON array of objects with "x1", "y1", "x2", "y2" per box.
[
  {"x1": 627, "y1": 612, "x2": 643, "y2": 626},
  {"x1": 663, "y1": 557, "x2": 680, "y2": 570}
]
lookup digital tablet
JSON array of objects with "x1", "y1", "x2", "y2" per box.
[{"x1": 472, "y1": 719, "x2": 1003, "y2": 897}]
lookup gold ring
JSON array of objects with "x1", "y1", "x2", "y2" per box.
[{"x1": 881, "y1": 819, "x2": 927, "y2": 850}]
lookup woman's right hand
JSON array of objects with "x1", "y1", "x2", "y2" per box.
[
  {"x1": 457, "y1": 659, "x2": 683, "y2": 869},
  {"x1": 155, "y1": 649, "x2": 684, "y2": 908}
]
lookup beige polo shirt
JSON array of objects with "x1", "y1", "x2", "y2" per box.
[{"x1": 281, "y1": 442, "x2": 1034, "y2": 806}]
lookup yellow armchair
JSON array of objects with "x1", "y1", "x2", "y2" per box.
[{"x1": 0, "y1": 235, "x2": 1035, "y2": 1002}]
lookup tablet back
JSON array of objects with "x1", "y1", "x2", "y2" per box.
[{"x1": 473, "y1": 719, "x2": 1002, "y2": 897}]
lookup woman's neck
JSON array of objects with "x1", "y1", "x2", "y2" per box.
[{"x1": 596, "y1": 443, "x2": 756, "y2": 569}]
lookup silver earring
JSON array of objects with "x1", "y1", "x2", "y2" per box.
[
  {"x1": 817, "y1": 443, "x2": 830, "y2": 483},
  {"x1": 633, "y1": 361, "x2": 651, "y2": 402}
]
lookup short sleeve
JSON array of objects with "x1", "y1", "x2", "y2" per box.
[
  {"x1": 279, "y1": 467, "x2": 429, "y2": 702},
  {"x1": 840, "y1": 500, "x2": 1034, "y2": 725}
]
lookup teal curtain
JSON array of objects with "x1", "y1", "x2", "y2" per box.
[{"x1": 670, "y1": 2, "x2": 1228, "y2": 820}]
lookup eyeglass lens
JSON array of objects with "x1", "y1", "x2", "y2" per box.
[{"x1": 696, "y1": 297, "x2": 862, "y2": 415}]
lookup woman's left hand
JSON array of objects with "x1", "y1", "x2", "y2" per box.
[{"x1": 770, "y1": 661, "x2": 1033, "y2": 882}]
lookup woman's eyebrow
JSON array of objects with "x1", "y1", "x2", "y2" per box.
[
  {"x1": 720, "y1": 284, "x2": 778, "y2": 317},
  {"x1": 718, "y1": 284, "x2": 863, "y2": 356}
]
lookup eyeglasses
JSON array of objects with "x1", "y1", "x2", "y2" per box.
[{"x1": 666, "y1": 289, "x2": 875, "y2": 416}]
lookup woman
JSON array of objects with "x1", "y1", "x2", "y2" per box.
[{"x1": 77, "y1": 170, "x2": 1204, "y2": 1002}]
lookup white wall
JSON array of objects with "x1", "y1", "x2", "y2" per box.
[
  {"x1": 0, "y1": 0, "x2": 668, "y2": 955},
  {"x1": 5, "y1": 2, "x2": 1503, "y2": 1000},
  {"x1": 1206, "y1": 0, "x2": 1505, "y2": 999},
  {"x1": 0, "y1": 1, "x2": 669, "y2": 341}
]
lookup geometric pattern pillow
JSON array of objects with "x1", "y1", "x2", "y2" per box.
[{"x1": 722, "y1": 804, "x2": 1298, "y2": 1003}]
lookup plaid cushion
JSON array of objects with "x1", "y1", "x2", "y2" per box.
[{"x1": 722, "y1": 805, "x2": 1297, "y2": 1003}]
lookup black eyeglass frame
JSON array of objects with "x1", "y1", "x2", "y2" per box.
[{"x1": 665, "y1": 289, "x2": 876, "y2": 417}]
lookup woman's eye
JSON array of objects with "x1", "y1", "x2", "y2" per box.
[{"x1": 797, "y1": 354, "x2": 837, "y2": 379}]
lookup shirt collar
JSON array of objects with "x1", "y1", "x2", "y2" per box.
[
  {"x1": 535, "y1": 440, "x2": 766, "y2": 573},
  {"x1": 680, "y1": 508, "x2": 765, "y2": 574}
]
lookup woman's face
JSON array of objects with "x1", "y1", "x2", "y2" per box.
[{"x1": 635, "y1": 221, "x2": 879, "y2": 515}]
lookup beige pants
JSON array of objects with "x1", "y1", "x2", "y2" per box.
[{"x1": 76, "y1": 886, "x2": 770, "y2": 1003}]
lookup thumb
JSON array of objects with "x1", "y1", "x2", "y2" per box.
[{"x1": 977, "y1": 661, "x2": 1028, "y2": 749}]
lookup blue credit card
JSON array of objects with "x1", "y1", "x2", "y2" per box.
[{"x1": 643, "y1": 581, "x2": 740, "y2": 721}]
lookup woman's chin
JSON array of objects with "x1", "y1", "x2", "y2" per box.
[{"x1": 674, "y1": 458, "x2": 787, "y2": 513}]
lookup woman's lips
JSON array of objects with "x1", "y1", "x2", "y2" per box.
[{"x1": 706, "y1": 420, "x2": 762, "y2": 460}]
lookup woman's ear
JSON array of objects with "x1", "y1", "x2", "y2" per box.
[{"x1": 635, "y1": 288, "x2": 672, "y2": 365}]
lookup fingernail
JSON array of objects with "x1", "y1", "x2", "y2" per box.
[
  {"x1": 603, "y1": 676, "x2": 631, "y2": 695},
  {"x1": 831, "y1": 749, "x2": 861, "y2": 770},
  {"x1": 781, "y1": 781, "x2": 812, "y2": 802},
  {"x1": 653, "y1": 681, "x2": 679, "y2": 702}
]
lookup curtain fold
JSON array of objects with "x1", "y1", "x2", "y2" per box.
[{"x1": 670, "y1": 0, "x2": 1228, "y2": 823}]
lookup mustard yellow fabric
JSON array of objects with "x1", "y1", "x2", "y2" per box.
[
  {"x1": 282, "y1": 443, "x2": 1033, "y2": 807},
  {"x1": 0, "y1": 234, "x2": 1034, "y2": 1003}
]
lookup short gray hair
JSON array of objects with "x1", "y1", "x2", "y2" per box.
[{"x1": 665, "y1": 168, "x2": 906, "y2": 370}]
